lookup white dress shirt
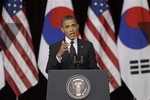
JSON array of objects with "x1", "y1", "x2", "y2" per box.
[{"x1": 56, "y1": 37, "x2": 78, "y2": 62}]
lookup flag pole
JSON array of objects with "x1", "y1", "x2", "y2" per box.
[{"x1": 16, "y1": 96, "x2": 18, "y2": 100}]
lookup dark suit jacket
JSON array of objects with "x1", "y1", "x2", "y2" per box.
[{"x1": 46, "y1": 38, "x2": 99, "y2": 73}]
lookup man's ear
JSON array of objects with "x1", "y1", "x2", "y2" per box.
[
  {"x1": 61, "y1": 28, "x2": 64, "y2": 33},
  {"x1": 77, "y1": 24, "x2": 79, "y2": 30}
]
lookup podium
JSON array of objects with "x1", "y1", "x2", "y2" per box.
[{"x1": 46, "y1": 70, "x2": 110, "y2": 100}]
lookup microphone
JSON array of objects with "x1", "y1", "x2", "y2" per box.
[
  {"x1": 73, "y1": 56, "x2": 84, "y2": 69},
  {"x1": 80, "y1": 56, "x2": 83, "y2": 64},
  {"x1": 73, "y1": 56, "x2": 76, "y2": 64}
]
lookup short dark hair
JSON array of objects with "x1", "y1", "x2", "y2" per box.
[{"x1": 61, "y1": 15, "x2": 77, "y2": 27}]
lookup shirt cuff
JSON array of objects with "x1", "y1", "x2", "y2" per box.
[{"x1": 56, "y1": 55, "x2": 62, "y2": 63}]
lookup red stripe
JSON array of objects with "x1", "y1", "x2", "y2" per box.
[
  {"x1": 12, "y1": 11, "x2": 39, "y2": 80},
  {"x1": 1, "y1": 18, "x2": 38, "y2": 80},
  {"x1": 0, "y1": 37, "x2": 32, "y2": 89},
  {"x1": 83, "y1": 35, "x2": 119, "y2": 89},
  {"x1": 98, "y1": 14, "x2": 120, "y2": 72},
  {"x1": 86, "y1": 17, "x2": 120, "y2": 72},
  {"x1": 98, "y1": 13, "x2": 116, "y2": 43},
  {"x1": 12, "y1": 8, "x2": 34, "y2": 52},
  {"x1": 4, "y1": 67, "x2": 21, "y2": 96},
  {"x1": 95, "y1": 51, "x2": 120, "y2": 89}
]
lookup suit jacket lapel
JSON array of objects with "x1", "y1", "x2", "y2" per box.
[{"x1": 77, "y1": 39, "x2": 84, "y2": 57}]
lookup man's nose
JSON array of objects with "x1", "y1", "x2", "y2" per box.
[{"x1": 69, "y1": 27, "x2": 73, "y2": 31}]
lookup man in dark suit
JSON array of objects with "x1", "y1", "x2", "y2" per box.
[{"x1": 46, "y1": 15, "x2": 99, "y2": 73}]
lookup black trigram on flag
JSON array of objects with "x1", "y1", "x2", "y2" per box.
[{"x1": 130, "y1": 59, "x2": 150, "y2": 75}]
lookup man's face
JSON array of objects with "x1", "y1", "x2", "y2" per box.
[{"x1": 61, "y1": 19, "x2": 79, "y2": 40}]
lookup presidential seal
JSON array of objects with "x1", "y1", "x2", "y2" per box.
[{"x1": 66, "y1": 75, "x2": 91, "y2": 100}]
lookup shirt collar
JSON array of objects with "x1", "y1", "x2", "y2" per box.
[{"x1": 65, "y1": 37, "x2": 77, "y2": 44}]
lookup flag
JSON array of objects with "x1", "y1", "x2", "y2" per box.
[
  {"x1": 83, "y1": 0, "x2": 121, "y2": 92},
  {"x1": 0, "y1": 0, "x2": 38, "y2": 96},
  {"x1": 0, "y1": 52, "x2": 5, "y2": 90},
  {"x1": 117, "y1": 0, "x2": 150, "y2": 99},
  {"x1": 38, "y1": 0, "x2": 76, "y2": 78}
]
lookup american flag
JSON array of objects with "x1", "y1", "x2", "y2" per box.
[
  {"x1": 83, "y1": 0, "x2": 121, "y2": 92},
  {"x1": 0, "y1": 0, "x2": 38, "y2": 96}
]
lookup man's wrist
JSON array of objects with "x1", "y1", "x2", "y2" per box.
[{"x1": 56, "y1": 53, "x2": 62, "y2": 59}]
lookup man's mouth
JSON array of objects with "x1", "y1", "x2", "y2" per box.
[{"x1": 70, "y1": 32, "x2": 75, "y2": 35}]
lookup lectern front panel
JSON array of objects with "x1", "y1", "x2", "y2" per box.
[{"x1": 46, "y1": 70, "x2": 110, "y2": 100}]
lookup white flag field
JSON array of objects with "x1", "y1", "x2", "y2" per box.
[
  {"x1": 117, "y1": 0, "x2": 150, "y2": 99},
  {"x1": 38, "y1": 0, "x2": 75, "y2": 78}
]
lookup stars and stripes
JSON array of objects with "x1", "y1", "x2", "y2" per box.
[
  {"x1": 83, "y1": 0, "x2": 121, "y2": 92},
  {"x1": 0, "y1": 0, "x2": 38, "y2": 96}
]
